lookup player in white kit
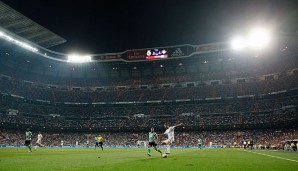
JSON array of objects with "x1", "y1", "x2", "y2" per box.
[
  {"x1": 34, "y1": 132, "x2": 46, "y2": 150},
  {"x1": 161, "y1": 123, "x2": 183, "y2": 154}
]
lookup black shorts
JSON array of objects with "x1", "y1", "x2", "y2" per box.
[
  {"x1": 198, "y1": 144, "x2": 202, "y2": 146},
  {"x1": 148, "y1": 142, "x2": 157, "y2": 146},
  {"x1": 95, "y1": 142, "x2": 99, "y2": 146},
  {"x1": 24, "y1": 140, "x2": 31, "y2": 146},
  {"x1": 98, "y1": 142, "x2": 103, "y2": 146}
]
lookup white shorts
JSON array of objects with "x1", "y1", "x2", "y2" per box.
[
  {"x1": 162, "y1": 138, "x2": 174, "y2": 144},
  {"x1": 36, "y1": 140, "x2": 42, "y2": 144}
]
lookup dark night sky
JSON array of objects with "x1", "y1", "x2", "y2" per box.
[{"x1": 2, "y1": 0, "x2": 298, "y2": 54}]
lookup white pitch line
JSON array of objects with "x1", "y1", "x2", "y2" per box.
[{"x1": 244, "y1": 150, "x2": 298, "y2": 163}]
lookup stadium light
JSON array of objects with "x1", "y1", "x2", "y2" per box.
[
  {"x1": 231, "y1": 37, "x2": 247, "y2": 50},
  {"x1": 248, "y1": 28, "x2": 270, "y2": 49},
  {"x1": 67, "y1": 54, "x2": 91, "y2": 63},
  {"x1": 231, "y1": 28, "x2": 271, "y2": 51},
  {"x1": 0, "y1": 31, "x2": 38, "y2": 52}
]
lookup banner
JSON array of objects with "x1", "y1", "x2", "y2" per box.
[
  {"x1": 95, "y1": 54, "x2": 121, "y2": 60},
  {"x1": 196, "y1": 44, "x2": 218, "y2": 52},
  {"x1": 168, "y1": 46, "x2": 187, "y2": 58},
  {"x1": 127, "y1": 50, "x2": 147, "y2": 61},
  {"x1": 167, "y1": 45, "x2": 196, "y2": 58},
  {"x1": 195, "y1": 42, "x2": 229, "y2": 53}
]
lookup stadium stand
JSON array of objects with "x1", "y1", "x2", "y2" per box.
[{"x1": 0, "y1": 21, "x2": 297, "y2": 148}]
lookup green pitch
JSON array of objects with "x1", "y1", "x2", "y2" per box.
[{"x1": 0, "y1": 148, "x2": 297, "y2": 171}]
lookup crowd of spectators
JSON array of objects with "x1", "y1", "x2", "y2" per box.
[
  {"x1": 0, "y1": 74, "x2": 297, "y2": 103},
  {"x1": 0, "y1": 95, "x2": 297, "y2": 117},
  {"x1": 0, "y1": 108, "x2": 296, "y2": 129}
]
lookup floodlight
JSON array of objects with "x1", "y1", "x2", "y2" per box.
[
  {"x1": 67, "y1": 54, "x2": 91, "y2": 63},
  {"x1": 231, "y1": 37, "x2": 247, "y2": 50},
  {"x1": 0, "y1": 31, "x2": 38, "y2": 52},
  {"x1": 248, "y1": 28, "x2": 270, "y2": 49}
]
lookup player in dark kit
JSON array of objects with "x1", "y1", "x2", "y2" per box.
[
  {"x1": 94, "y1": 136, "x2": 99, "y2": 150},
  {"x1": 147, "y1": 127, "x2": 162, "y2": 156},
  {"x1": 25, "y1": 128, "x2": 33, "y2": 152},
  {"x1": 198, "y1": 138, "x2": 203, "y2": 149}
]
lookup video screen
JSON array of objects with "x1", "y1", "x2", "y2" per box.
[{"x1": 146, "y1": 49, "x2": 168, "y2": 60}]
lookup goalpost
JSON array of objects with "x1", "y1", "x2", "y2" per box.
[{"x1": 136, "y1": 141, "x2": 147, "y2": 148}]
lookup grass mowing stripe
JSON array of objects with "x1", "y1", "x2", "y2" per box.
[{"x1": 244, "y1": 150, "x2": 298, "y2": 163}]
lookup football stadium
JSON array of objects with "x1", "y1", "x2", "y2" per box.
[{"x1": 0, "y1": 0, "x2": 297, "y2": 171}]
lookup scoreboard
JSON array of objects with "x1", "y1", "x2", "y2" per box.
[{"x1": 146, "y1": 49, "x2": 168, "y2": 60}]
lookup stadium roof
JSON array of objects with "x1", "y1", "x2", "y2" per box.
[{"x1": 0, "y1": 1, "x2": 66, "y2": 48}]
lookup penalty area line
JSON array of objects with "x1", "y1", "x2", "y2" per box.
[{"x1": 244, "y1": 150, "x2": 298, "y2": 163}]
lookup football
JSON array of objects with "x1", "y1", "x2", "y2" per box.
[{"x1": 162, "y1": 154, "x2": 167, "y2": 158}]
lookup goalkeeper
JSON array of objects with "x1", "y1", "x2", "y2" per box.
[{"x1": 147, "y1": 127, "x2": 162, "y2": 156}]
